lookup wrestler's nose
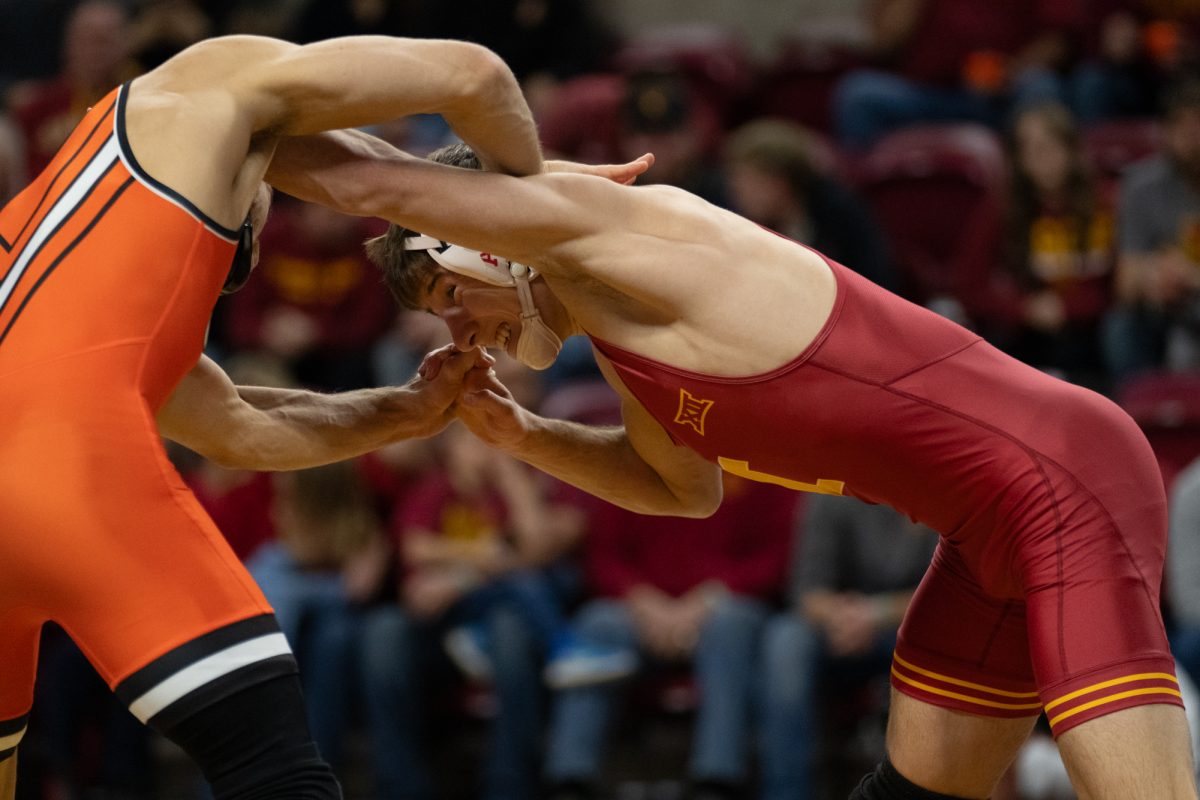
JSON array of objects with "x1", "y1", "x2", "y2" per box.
[{"x1": 443, "y1": 307, "x2": 478, "y2": 350}]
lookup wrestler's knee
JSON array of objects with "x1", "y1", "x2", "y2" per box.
[
  {"x1": 849, "y1": 758, "x2": 975, "y2": 800},
  {"x1": 156, "y1": 673, "x2": 341, "y2": 800}
]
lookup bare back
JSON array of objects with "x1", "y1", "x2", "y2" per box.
[{"x1": 545, "y1": 181, "x2": 838, "y2": 377}]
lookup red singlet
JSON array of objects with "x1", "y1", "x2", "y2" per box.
[{"x1": 592, "y1": 251, "x2": 1180, "y2": 736}]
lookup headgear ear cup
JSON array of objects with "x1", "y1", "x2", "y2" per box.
[{"x1": 221, "y1": 218, "x2": 255, "y2": 295}]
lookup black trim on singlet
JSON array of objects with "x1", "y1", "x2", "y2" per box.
[
  {"x1": 114, "y1": 81, "x2": 240, "y2": 241},
  {"x1": 0, "y1": 96, "x2": 118, "y2": 254},
  {"x1": 145, "y1": 655, "x2": 299, "y2": 732},
  {"x1": 0, "y1": 712, "x2": 28, "y2": 761},
  {"x1": 0, "y1": 714, "x2": 28, "y2": 739},
  {"x1": 113, "y1": 614, "x2": 282, "y2": 705},
  {"x1": 0, "y1": 173, "x2": 133, "y2": 350}
]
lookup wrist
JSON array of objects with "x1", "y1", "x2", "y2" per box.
[{"x1": 390, "y1": 383, "x2": 447, "y2": 440}]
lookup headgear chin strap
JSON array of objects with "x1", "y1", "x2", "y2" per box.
[{"x1": 405, "y1": 234, "x2": 563, "y2": 370}]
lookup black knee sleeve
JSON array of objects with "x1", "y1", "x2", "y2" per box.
[
  {"x1": 156, "y1": 674, "x2": 340, "y2": 800},
  {"x1": 848, "y1": 758, "x2": 974, "y2": 800}
]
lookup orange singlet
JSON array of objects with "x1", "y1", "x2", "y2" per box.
[{"x1": 0, "y1": 83, "x2": 293, "y2": 759}]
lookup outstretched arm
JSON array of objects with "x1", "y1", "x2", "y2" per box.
[
  {"x1": 157, "y1": 349, "x2": 488, "y2": 471},
  {"x1": 442, "y1": 352, "x2": 722, "y2": 517},
  {"x1": 252, "y1": 36, "x2": 543, "y2": 176},
  {"x1": 266, "y1": 128, "x2": 651, "y2": 234}
]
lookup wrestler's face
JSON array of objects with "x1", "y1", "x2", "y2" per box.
[{"x1": 422, "y1": 270, "x2": 525, "y2": 359}]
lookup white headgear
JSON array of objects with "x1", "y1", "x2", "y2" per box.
[{"x1": 404, "y1": 234, "x2": 563, "y2": 370}]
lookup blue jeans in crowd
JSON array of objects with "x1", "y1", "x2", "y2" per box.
[
  {"x1": 758, "y1": 613, "x2": 898, "y2": 800},
  {"x1": 359, "y1": 597, "x2": 543, "y2": 800},
  {"x1": 544, "y1": 594, "x2": 769, "y2": 787},
  {"x1": 247, "y1": 542, "x2": 361, "y2": 767}
]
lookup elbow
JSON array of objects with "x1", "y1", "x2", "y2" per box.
[
  {"x1": 681, "y1": 491, "x2": 722, "y2": 519},
  {"x1": 359, "y1": 166, "x2": 422, "y2": 225},
  {"x1": 660, "y1": 478, "x2": 722, "y2": 519},
  {"x1": 685, "y1": 470, "x2": 724, "y2": 518},
  {"x1": 456, "y1": 44, "x2": 513, "y2": 103}
]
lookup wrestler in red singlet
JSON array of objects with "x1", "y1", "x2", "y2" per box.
[
  {"x1": 0, "y1": 84, "x2": 291, "y2": 757},
  {"x1": 593, "y1": 252, "x2": 1180, "y2": 737}
]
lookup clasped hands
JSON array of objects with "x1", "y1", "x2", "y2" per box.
[{"x1": 417, "y1": 344, "x2": 530, "y2": 448}]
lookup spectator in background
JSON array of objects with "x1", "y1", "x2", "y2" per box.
[
  {"x1": 1104, "y1": 77, "x2": 1200, "y2": 379},
  {"x1": 758, "y1": 496, "x2": 937, "y2": 800},
  {"x1": 834, "y1": 0, "x2": 1084, "y2": 150},
  {"x1": 359, "y1": 381, "x2": 622, "y2": 800},
  {"x1": 1071, "y1": 2, "x2": 1164, "y2": 123},
  {"x1": 543, "y1": 475, "x2": 798, "y2": 800},
  {"x1": 247, "y1": 459, "x2": 389, "y2": 774},
  {"x1": 964, "y1": 102, "x2": 1113, "y2": 387},
  {"x1": 9, "y1": 0, "x2": 137, "y2": 176},
  {"x1": 219, "y1": 197, "x2": 396, "y2": 391},
  {"x1": 724, "y1": 119, "x2": 897, "y2": 292},
  {"x1": 617, "y1": 69, "x2": 730, "y2": 208}
]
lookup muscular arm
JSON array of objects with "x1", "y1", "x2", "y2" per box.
[
  {"x1": 137, "y1": 34, "x2": 542, "y2": 212},
  {"x1": 230, "y1": 36, "x2": 542, "y2": 176},
  {"x1": 157, "y1": 352, "x2": 481, "y2": 471},
  {"x1": 266, "y1": 129, "x2": 651, "y2": 225}
]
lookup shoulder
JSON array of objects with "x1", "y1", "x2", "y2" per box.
[{"x1": 143, "y1": 36, "x2": 293, "y2": 91}]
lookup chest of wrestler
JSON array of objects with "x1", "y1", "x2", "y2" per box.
[
  {"x1": 0, "y1": 178, "x2": 232, "y2": 407},
  {"x1": 600, "y1": 349, "x2": 1002, "y2": 536}
]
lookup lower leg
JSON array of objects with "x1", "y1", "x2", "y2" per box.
[
  {"x1": 1057, "y1": 704, "x2": 1198, "y2": 800},
  {"x1": 158, "y1": 674, "x2": 340, "y2": 800},
  {"x1": 0, "y1": 752, "x2": 15, "y2": 800},
  {"x1": 850, "y1": 758, "x2": 976, "y2": 799}
]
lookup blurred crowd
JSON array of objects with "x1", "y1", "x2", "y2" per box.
[{"x1": 6, "y1": 1, "x2": 1200, "y2": 799}]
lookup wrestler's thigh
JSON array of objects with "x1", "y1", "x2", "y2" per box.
[
  {"x1": 2, "y1": 403, "x2": 273, "y2": 698},
  {"x1": 1021, "y1": 493, "x2": 1179, "y2": 737},
  {"x1": 886, "y1": 690, "x2": 1037, "y2": 798},
  {"x1": 888, "y1": 544, "x2": 1041, "y2": 796}
]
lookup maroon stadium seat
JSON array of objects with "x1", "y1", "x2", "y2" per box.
[
  {"x1": 750, "y1": 41, "x2": 863, "y2": 134},
  {"x1": 1082, "y1": 119, "x2": 1162, "y2": 185},
  {"x1": 850, "y1": 124, "x2": 1007, "y2": 305},
  {"x1": 612, "y1": 24, "x2": 753, "y2": 126},
  {"x1": 538, "y1": 73, "x2": 627, "y2": 163}
]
